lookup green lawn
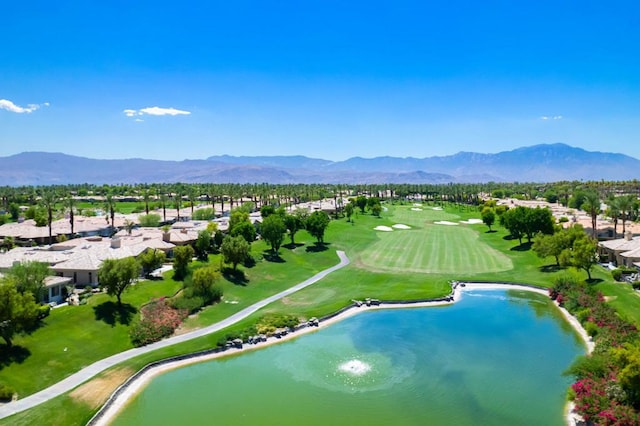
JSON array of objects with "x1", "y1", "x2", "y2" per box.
[
  {"x1": 4, "y1": 201, "x2": 640, "y2": 426},
  {"x1": 0, "y1": 278, "x2": 182, "y2": 397}
]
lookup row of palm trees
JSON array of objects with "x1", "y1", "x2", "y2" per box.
[{"x1": 1, "y1": 180, "x2": 639, "y2": 245}]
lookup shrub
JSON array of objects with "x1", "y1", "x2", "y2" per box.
[
  {"x1": 193, "y1": 208, "x2": 216, "y2": 221},
  {"x1": 37, "y1": 305, "x2": 50, "y2": 319},
  {"x1": 584, "y1": 321, "x2": 599, "y2": 338},
  {"x1": 170, "y1": 295, "x2": 205, "y2": 314},
  {"x1": 612, "y1": 269, "x2": 623, "y2": 281},
  {"x1": 632, "y1": 282, "x2": 640, "y2": 290},
  {"x1": 0, "y1": 384, "x2": 15, "y2": 401},
  {"x1": 139, "y1": 214, "x2": 161, "y2": 227},
  {"x1": 130, "y1": 298, "x2": 187, "y2": 346}
]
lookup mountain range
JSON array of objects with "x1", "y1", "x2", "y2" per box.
[{"x1": 0, "y1": 143, "x2": 638, "y2": 186}]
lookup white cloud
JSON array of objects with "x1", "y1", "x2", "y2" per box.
[
  {"x1": 135, "y1": 118, "x2": 144, "y2": 122},
  {"x1": 123, "y1": 106, "x2": 191, "y2": 117},
  {"x1": 540, "y1": 115, "x2": 563, "y2": 121},
  {"x1": 0, "y1": 99, "x2": 48, "y2": 114}
]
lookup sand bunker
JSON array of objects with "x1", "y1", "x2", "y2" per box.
[
  {"x1": 392, "y1": 224, "x2": 411, "y2": 229},
  {"x1": 460, "y1": 219, "x2": 483, "y2": 225},
  {"x1": 374, "y1": 226, "x2": 394, "y2": 232},
  {"x1": 411, "y1": 208, "x2": 423, "y2": 211},
  {"x1": 413, "y1": 203, "x2": 422, "y2": 207},
  {"x1": 432, "y1": 207, "x2": 443, "y2": 211},
  {"x1": 434, "y1": 221, "x2": 459, "y2": 226}
]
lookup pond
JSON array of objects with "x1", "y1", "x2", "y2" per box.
[{"x1": 112, "y1": 289, "x2": 585, "y2": 425}]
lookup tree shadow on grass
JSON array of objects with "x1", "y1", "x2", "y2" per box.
[
  {"x1": 263, "y1": 251, "x2": 285, "y2": 263},
  {"x1": 306, "y1": 242, "x2": 329, "y2": 253},
  {"x1": 485, "y1": 230, "x2": 497, "y2": 233},
  {"x1": 93, "y1": 301, "x2": 137, "y2": 327},
  {"x1": 586, "y1": 278, "x2": 604, "y2": 285},
  {"x1": 222, "y1": 267, "x2": 249, "y2": 286},
  {"x1": 0, "y1": 345, "x2": 30, "y2": 369},
  {"x1": 540, "y1": 264, "x2": 564, "y2": 273},
  {"x1": 283, "y1": 243, "x2": 304, "y2": 250},
  {"x1": 510, "y1": 242, "x2": 532, "y2": 252}
]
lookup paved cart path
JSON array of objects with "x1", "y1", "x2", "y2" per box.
[{"x1": 0, "y1": 251, "x2": 350, "y2": 420}]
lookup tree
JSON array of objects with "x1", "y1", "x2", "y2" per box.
[
  {"x1": 500, "y1": 206, "x2": 526, "y2": 244},
  {"x1": 617, "y1": 195, "x2": 635, "y2": 236},
  {"x1": 192, "y1": 267, "x2": 222, "y2": 304},
  {"x1": 564, "y1": 235, "x2": 598, "y2": 280},
  {"x1": 260, "y1": 205, "x2": 276, "y2": 218},
  {"x1": 344, "y1": 203, "x2": 354, "y2": 222},
  {"x1": 194, "y1": 230, "x2": 213, "y2": 261},
  {"x1": 481, "y1": 208, "x2": 495, "y2": 231},
  {"x1": 532, "y1": 232, "x2": 567, "y2": 266},
  {"x1": 40, "y1": 189, "x2": 57, "y2": 245},
  {"x1": 230, "y1": 221, "x2": 256, "y2": 244},
  {"x1": 63, "y1": 193, "x2": 77, "y2": 237},
  {"x1": 98, "y1": 257, "x2": 141, "y2": 305},
  {"x1": 581, "y1": 191, "x2": 600, "y2": 238},
  {"x1": 355, "y1": 196, "x2": 367, "y2": 213},
  {"x1": 283, "y1": 211, "x2": 305, "y2": 245},
  {"x1": 371, "y1": 203, "x2": 382, "y2": 217},
  {"x1": 139, "y1": 249, "x2": 166, "y2": 276},
  {"x1": 173, "y1": 245, "x2": 195, "y2": 280},
  {"x1": 124, "y1": 219, "x2": 135, "y2": 235},
  {"x1": 7, "y1": 261, "x2": 51, "y2": 302},
  {"x1": 104, "y1": 192, "x2": 117, "y2": 233},
  {"x1": 261, "y1": 214, "x2": 286, "y2": 254},
  {"x1": 306, "y1": 211, "x2": 330, "y2": 244},
  {"x1": 0, "y1": 281, "x2": 40, "y2": 347},
  {"x1": 221, "y1": 235, "x2": 250, "y2": 270}
]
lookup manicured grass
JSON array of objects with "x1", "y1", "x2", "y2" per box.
[
  {"x1": 5, "y1": 201, "x2": 640, "y2": 426},
  {"x1": 0, "y1": 278, "x2": 182, "y2": 397}
]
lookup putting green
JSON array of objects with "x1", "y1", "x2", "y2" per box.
[{"x1": 361, "y1": 207, "x2": 512, "y2": 274}]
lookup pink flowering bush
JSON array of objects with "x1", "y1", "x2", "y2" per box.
[{"x1": 130, "y1": 298, "x2": 188, "y2": 346}]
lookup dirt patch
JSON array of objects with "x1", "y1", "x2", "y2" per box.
[{"x1": 70, "y1": 367, "x2": 135, "y2": 410}]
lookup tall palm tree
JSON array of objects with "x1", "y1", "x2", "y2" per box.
[
  {"x1": 41, "y1": 189, "x2": 58, "y2": 245},
  {"x1": 104, "y1": 192, "x2": 117, "y2": 233},
  {"x1": 142, "y1": 189, "x2": 152, "y2": 215},
  {"x1": 582, "y1": 191, "x2": 600, "y2": 238},
  {"x1": 606, "y1": 195, "x2": 620, "y2": 238},
  {"x1": 63, "y1": 193, "x2": 77, "y2": 237},
  {"x1": 617, "y1": 195, "x2": 635, "y2": 236}
]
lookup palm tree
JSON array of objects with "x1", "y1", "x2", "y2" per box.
[
  {"x1": 63, "y1": 193, "x2": 77, "y2": 237},
  {"x1": 142, "y1": 189, "x2": 152, "y2": 215},
  {"x1": 41, "y1": 189, "x2": 58, "y2": 245},
  {"x1": 582, "y1": 192, "x2": 600, "y2": 238},
  {"x1": 617, "y1": 195, "x2": 634, "y2": 236},
  {"x1": 104, "y1": 192, "x2": 117, "y2": 233},
  {"x1": 606, "y1": 195, "x2": 620, "y2": 238}
]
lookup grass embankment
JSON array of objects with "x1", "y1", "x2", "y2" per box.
[{"x1": 4, "y1": 202, "x2": 639, "y2": 425}]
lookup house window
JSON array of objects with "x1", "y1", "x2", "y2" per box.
[
  {"x1": 73, "y1": 272, "x2": 77, "y2": 284},
  {"x1": 89, "y1": 272, "x2": 93, "y2": 283},
  {"x1": 51, "y1": 286, "x2": 60, "y2": 297}
]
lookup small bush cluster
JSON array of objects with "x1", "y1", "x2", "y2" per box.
[
  {"x1": 0, "y1": 384, "x2": 15, "y2": 401},
  {"x1": 130, "y1": 298, "x2": 187, "y2": 346},
  {"x1": 551, "y1": 274, "x2": 640, "y2": 424}
]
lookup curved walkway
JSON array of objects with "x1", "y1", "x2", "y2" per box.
[{"x1": 0, "y1": 250, "x2": 350, "y2": 420}]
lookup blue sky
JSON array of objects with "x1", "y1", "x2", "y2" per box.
[{"x1": 1, "y1": 1, "x2": 639, "y2": 161}]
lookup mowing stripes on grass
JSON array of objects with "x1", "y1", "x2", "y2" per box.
[{"x1": 359, "y1": 223, "x2": 512, "y2": 274}]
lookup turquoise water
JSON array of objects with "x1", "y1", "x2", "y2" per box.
[{"x1": 112, "y1": 290, "x2": 585, "y2": 425}]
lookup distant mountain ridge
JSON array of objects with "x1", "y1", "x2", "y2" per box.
[{"x1": 0, "y1": 144, "x2": 638, "y2": 185}]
